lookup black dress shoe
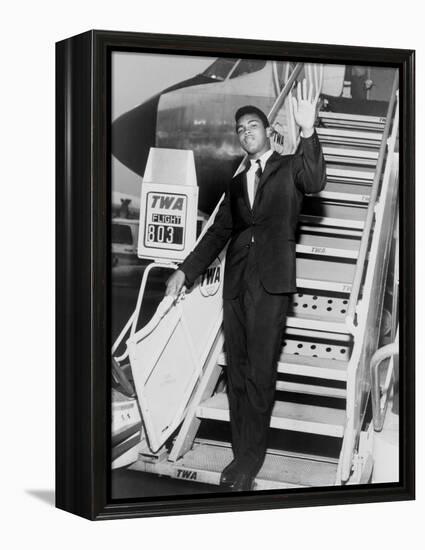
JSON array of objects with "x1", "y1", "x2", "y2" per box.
[
  {"x1": 228, "y1": 471, "x2": 256, "y2": 492},
  {"x1": 220, "y1": 459, "x2": 239, "y2": 486}
]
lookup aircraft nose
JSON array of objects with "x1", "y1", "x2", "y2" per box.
[{"x1": 112, "y1": 93, "x2": 161, "y2": 176}]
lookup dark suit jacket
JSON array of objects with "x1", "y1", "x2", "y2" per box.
[{"x1": 180, "y1": 131, "x2": 326, "y2": 299}]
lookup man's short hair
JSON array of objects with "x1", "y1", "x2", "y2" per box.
[{"x1": 235, "y1": 105, "x2": 270, "y2": 128}]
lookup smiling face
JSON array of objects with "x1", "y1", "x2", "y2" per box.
[{"x1": 235, "y1": 113, "x2": 272, "y2": 159}]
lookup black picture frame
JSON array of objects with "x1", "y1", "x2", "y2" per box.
[{"x1": 56, "y1": 29, "x2": 415, "y2": 521}]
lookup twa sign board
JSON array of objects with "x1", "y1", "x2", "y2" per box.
[{"x1": 138, "y1": 148, "x2": 198, "y2": 262}]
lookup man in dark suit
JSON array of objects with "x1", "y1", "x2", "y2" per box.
[{"x1": 166, "y1": 80, "x2": 326, "y2": 491}]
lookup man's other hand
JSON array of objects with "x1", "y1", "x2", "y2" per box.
[{"x1": 165, "y1": 269, "x2": 186, "y2": 297}]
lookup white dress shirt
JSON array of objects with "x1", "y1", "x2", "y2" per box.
[{"x1": 246, "y1": 149, "x2": 274, "y2": 208}]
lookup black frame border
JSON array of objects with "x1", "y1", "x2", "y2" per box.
[{"x1": 56, "y1": 30, "x2": 415, "y2": 520}]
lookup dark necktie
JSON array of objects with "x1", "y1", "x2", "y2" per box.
[{"x1": 254, "y1": 159, "x2": 262, "y2": 200}]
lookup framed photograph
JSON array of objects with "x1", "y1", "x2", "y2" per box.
[{"x1": 56, "y1": 30, "x2": 415, "y2": 520}]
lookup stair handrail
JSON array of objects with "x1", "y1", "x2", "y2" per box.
[
  {"x1": 370, "y1": 325, "x2": 399, "y2": 431},
  {"x1": 112, "y1": 261, "x2": 178, "y2": 361},
  {"x1": 268, "y1": 63, "x2": 304, "y2": 124},
  {"x1": 346, "y1": 73, "x2": 399, "y2": 329}
]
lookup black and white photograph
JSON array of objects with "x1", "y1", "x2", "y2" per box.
[
  {"x1": 4, "y1": 0, "x2": 422, "y2": 543},
  {"x1": 109, "y1": 50, "x2": 401, "y2": 499}
]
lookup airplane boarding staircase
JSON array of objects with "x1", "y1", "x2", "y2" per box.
[{"x1": 113, "y1": 63, "x2": 400, "y2": 488}]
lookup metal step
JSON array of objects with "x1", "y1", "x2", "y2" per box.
[
  {"x1": 302, "y1": 199, "x2": 368, "y2": 223},
  {"x1": 217, "y1": 361, "x2": 347, "y2": 398},
  {"x1": 316, "y1": 127, "x2": 382, "y2": 148},
  {"x1": 287, "y1": 314, "x2": 349, "y2": 333},
  {"x1": 197, "y1": 393, "x2": 346, "y2": 437},
  {"x1": 299, "y1": 215, "x2": 365, "y2": 230},
  {"x1": 296, "y1": 233, "x2": 360, "y2": 259},
  {"x1": 289, "y1": 292, "x2": 351, "y2": 326},
  {"x1": 290, "y1": 310, "x2": 349, "y2": 328},
  {"x1": 296, "y1": 257, "x2": 356, "y2": 292},
  {"x1": 312, "y1": 181, "x2": 371, "y2": 203},
  {"x1": 326, "y1": 164, "x2": 375, "y2": 184},
  {"x1": 130, "y1": 442, "x2": 338, "y2": 489},
  {"x1": 318, "y1": 111, "x2": 386, "y2": 131},
  {"x1": 323, "y1": 146, "x2": 379, "y2": 167},
  {"x1": 295, "y1": 280, "x2": 353, "y2": 295},
  {"x1": 298, "y1": 224, "x2": 363, "y2": 238},
  {"x1": 296, "y1": 257, "x2": 355, "y2": 294},
  {"x1": 278, "y1": 353, "x2": 348, "y2": 382},
  {"x1": 275, "y1": 380, "x2": 346, "y2": 398},
  {"x1": 295, "y1": 279, "x2": 353, "y2": 295},
  {"x1": 284, "y1": 325, "x2": 352, "y2": 343},
  {"x1": 218, "y1": 351, "x2": 348, "y2": 382},
  {"x1": 297, "y1": 244, "x2": 357, "y2": 260},
  {"x1": 297, "y1": 244, "x2": 358, "y2": 259}
]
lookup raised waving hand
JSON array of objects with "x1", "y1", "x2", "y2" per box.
[{"x1": 290, "y1": 78, "x2": 320, "y2": 138}]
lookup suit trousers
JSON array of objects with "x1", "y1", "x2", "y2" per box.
[{"x1": 223, "y1": 242, "x2": 290, "y2": 475}]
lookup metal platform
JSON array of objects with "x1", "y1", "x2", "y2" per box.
[{"x1": 130, "y1": 441, "x2": 339, "y2": 490}]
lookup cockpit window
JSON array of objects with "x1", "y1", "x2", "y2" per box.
[
  {"x1": 112, "y1": 223, "x2": 133, "y2": 245},
  {"x1": 202, "y1": 58, "x2": 238, "y2": 81},
  {"x1": 229, "y1": 59, "x2": 267, "y2": 79}
]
